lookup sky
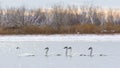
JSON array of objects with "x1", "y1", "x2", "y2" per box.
[{"x1": 0, "y1": 0, "x2": 120, "y2": 9}]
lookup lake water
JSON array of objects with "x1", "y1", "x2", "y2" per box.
[{"x1": 0, "y1": 35, "x2": 120, "y2": 68}]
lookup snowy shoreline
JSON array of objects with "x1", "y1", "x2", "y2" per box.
[{"x1": 0, "y1": 34, "x2": 120, "y2": 42}]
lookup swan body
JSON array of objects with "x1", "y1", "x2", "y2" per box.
[{"x1": 18, "y1": 53, "x2": 35, "y2": 57}]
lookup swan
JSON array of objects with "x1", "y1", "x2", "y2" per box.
[
  {"x1": 88, "y1": 47, "x2": 93, "y2": 57},
  {"x1": 16, "y1": 47, "x2": 35, "y2": 57},
  {"x1": 64, "y1": 46, "x2": 72, "y2": 57},
  {"x1": 64, "y1": 46, "x2": 68, "y2": 56},
  {"x1": 44, "y1": 47, "x2": 49, "y2": 57},
  {"x1": 68, "y1": 47, "x2": 72, "y2": 57}
]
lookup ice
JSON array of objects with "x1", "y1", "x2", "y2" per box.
[
  {"x1": 0, "y1": 34, "x2": 120, "y2": 68},
  {"x1": 0, "y1": 34, "x2": 120, "y2": 42}
]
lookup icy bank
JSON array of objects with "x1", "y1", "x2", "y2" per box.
[{"x1": 0, "y1": 34, "x2": 120, "y2": 42}]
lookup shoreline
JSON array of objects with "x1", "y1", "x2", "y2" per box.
[{"x1": 0, "y1": 34, "x2": 119, "y2": 42}]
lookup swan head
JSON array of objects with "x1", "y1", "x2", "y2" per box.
[
  {"x1": 88, "y1": 47, "x2": 92, "y2": 50},
  {"x1": 68, "y1": 47, "x2": 72, "y2": 49},
  {"x1": 45, "y1": 47, "x2": 49, "y2": 50},
  {"x1": 64, "y1": 46, "x2": 68, "y2": 49}
]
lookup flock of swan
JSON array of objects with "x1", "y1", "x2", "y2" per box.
[{"x1": 16, "y1": 46, "x2": 107, "y2": 57}]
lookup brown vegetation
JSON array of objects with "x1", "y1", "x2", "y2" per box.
[
  {"x1": 0, "y1": 23, "x2": 120, "y2": 35},
  {"x1": 0, "y1": 5, "x2": 120, "y2": 34}
]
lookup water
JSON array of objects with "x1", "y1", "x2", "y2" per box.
[{"x1": 0, "y1": 40, "x2": 120, "y2": 68}]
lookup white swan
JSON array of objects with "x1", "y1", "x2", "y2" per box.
[
  {"x1": 18, "y1": 53, "x2": 35, "y2": 57},
  {"x1": 16, "y1": 47, "x2": 35, "y2": 57}
]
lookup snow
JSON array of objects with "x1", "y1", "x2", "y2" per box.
[
  {"x1": 0, "y1": 34, "x2": 120, "y2": 68},
  {"x1": 0, "y1": 34, "x2": 120, "y2": 42}
]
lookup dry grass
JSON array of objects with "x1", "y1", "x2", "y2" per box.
[
  {"x1": 21, "y1": 26, "x2": 57, "y2": 34},
  {"x1": 0, "y1": 24, "x2": 120, "y2": 35}
]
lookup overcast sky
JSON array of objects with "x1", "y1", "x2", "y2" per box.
[{"x1": 0, "y1": 0, "x2": 120, "y2": 9}]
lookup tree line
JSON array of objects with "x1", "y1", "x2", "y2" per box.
[{"x1": 0, "y1": 5, "x2": 120, "y2": 34}]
